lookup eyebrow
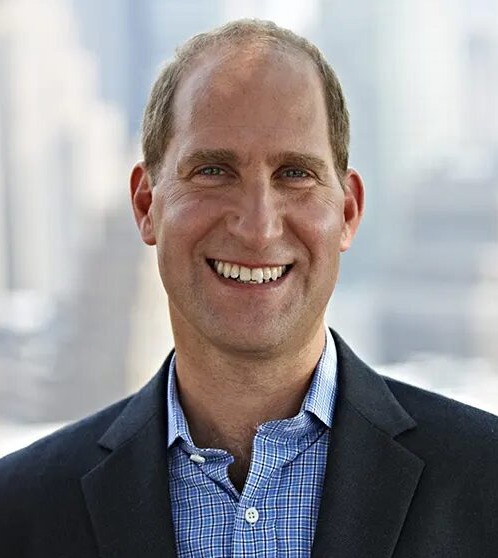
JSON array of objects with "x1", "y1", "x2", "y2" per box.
[
  {"x1": 269, "y1": 151, "x2": 329, "y2": 174},
  {"x1": 177, "y1": 149, "x2": 241, "y2": 173}
]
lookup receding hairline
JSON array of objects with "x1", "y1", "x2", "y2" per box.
[
  {"x1": 170, "y1": 39, "x2": 325, "y2": 122},
  {"x1": 177, "y1": 32, "x2": 317, "y2": 78}
]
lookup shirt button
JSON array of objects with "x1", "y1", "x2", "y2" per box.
[
  {"x1": 245, "y1": 507, "x2": 259, "y2": 525},
  {"x1": 189, "y1": 454, "x2": 206, "y2": 464}
]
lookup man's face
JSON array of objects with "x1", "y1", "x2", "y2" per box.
[{"x1": 132, "y1": 45, "x2": 363, "y2": 357}]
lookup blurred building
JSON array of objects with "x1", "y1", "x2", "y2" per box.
[
  {"x1": 71, "y1": 0, "x2": 224, "y2": 137},
  {"x1": 377, "y1": 159, "x2": 498, "y2": 363},
  {"x1": 458, "y1": 0, "x2": 498, "y2": 372},
  {"x1": 0, "y1": 0, "x2": 130, "y2": 421},
  {"x1": 376, "y1": 0, "x2": 498, "y2": 367},
  {"x1": 472, "y1": 241, "x2": 498, "y2": 371}
]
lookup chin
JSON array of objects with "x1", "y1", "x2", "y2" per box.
[{"x1": 209, "y1": 325, "x2": 290, "y2": 358}]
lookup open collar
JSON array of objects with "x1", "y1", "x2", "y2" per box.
[{"x1": 166, "y1": 326, "x2": 338, "y2": 450}]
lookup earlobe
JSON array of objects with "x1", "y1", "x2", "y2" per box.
[
  {"x1": 130, "y1": 162, "x2": 157, "y2": 246},
  {"x1": 340, "y1": 168, "x2": 365, "y2": 252}
]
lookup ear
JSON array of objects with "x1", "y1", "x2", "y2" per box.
[
  {"x1": 340, "y1": 168, "x2": 365, "y2": 252},
  {"x1": 130, "y1": 161, "x2": 157, "y2": 246}
]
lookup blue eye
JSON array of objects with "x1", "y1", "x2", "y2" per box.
[{"x1": 198, "y1": 166, "x2": 226, "y2": 176}]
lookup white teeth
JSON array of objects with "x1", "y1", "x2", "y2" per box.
[
  {"x1": 212, "y1": 260, "x2": 289, "y2": 284},
  {"x1": 239, "y1": 266, "x2": 251, "y2": 282},
  {"x1": 251, "y1": 268, "x2": 264, "y2": 284}
]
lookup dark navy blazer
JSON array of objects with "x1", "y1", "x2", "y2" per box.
[{"x1": 1, "y1": 330, "x2": 497, "y2": 557}]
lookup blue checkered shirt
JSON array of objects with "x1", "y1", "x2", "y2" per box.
[{"x1": 167, "y1": 327, "x2": 338, "y2": 557}]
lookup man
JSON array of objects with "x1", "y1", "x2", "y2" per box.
[{"x1": 1, "y1": 19, "x2": 497, "y2": 558}]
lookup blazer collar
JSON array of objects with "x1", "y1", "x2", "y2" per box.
[
  {"x1": 81, "y1": 355, "x2": 178, "y2": 558},
  {"x1": 81, "y1": 330, "x2": 424, "y2": 558},
  {"x1": 311, "y1": 329, "x2": 424, "y2": 558}
]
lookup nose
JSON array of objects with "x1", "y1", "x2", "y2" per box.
[{"x1": 225, "y1": 178, "x2": 283, "y2": 252}]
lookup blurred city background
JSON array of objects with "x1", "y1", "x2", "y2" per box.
[{"x1": 1, "y1": 0, "x2": 498, "y2": 455}]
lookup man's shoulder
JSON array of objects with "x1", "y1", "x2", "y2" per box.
[
  {"x1": 332, "y1": 328, "x2": 498, "y2": 441},
  {"x1": 0, "y1": 395, "x2": 132, "y2": 486},
  {"x1": 384, "y1": 375, "x2": 498, "y2": 456},
  {"x1": 385, "y1": 375, "x2": 498, "y2": 426},
  {"x1": 0, "y1": 395, "x2": 140, "y2": 556}
]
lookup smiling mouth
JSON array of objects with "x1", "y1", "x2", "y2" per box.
[{"x1": 207, "y1": 259, "x2": 292, "y2": 284}]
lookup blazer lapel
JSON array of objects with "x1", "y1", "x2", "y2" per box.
[
  {"x1": 312, "y1": 331, "x2": 425, "y2": 558},
  {"x1": 81, "y1": 357, "x2": 178, "y2": 558}
]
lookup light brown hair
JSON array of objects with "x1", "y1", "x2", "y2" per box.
[{"x1": 142, "y1": 19, "x2": 350, "y2": 183}]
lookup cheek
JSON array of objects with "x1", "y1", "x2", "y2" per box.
[
  {"x1": 152, "y1": 191, "x2": 226, "y2": 255},
  {"x1": 289, "y1": 196, "x2": 344, "y2": 248},
  {"x1": 153, "y1": 190, "x2": 201, "y2": 230}
]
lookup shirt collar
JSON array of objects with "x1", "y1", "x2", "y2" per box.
[
  {"x1": 167, "y1": 326, "x2": 338, "y2": 449},
  {"x1": 167, "y1": 354, "x2": 191, "y2": 448},
  {"x1": 301, "y1": 326, "x2": 337, "y2": 428}
]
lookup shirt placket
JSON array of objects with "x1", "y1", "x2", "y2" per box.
[{"x1": 231, "y1": 430, "x2": 301, "y2": 558}]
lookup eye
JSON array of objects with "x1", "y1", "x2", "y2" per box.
[
  {"x1": 281, "y1": 168, "x2": 310, "y2": 179},
  {"x1": 197, "y1": 166, "x2": 226, "y2": 176}
]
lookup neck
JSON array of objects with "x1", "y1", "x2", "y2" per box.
[{"x1": 171, "y1": 319, "x2": 326, "y2": 488}]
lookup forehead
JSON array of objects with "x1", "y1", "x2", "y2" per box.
[{"x1": 169, "y1": 43, "x2": 331, "y2": 157}]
